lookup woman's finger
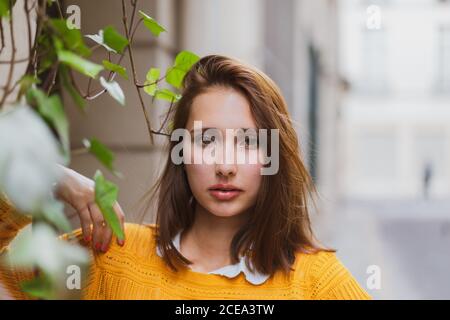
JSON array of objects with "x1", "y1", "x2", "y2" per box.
[
  {"x1": 88, "y1": 203, "x2": 105, "y2": 252},
  {"x1": 113, "y1": 202, "x2": 126, "y2": 246},
  {"x1": 100, "y1": 225, "x2": 113, "y2": 252},
  {"x1": 78, "y1": 206, "x2": 92, "y2": 243}
]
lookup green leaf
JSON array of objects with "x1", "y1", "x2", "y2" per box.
[
  {"x1": 57, "y1": 50, "x2": 103, "y2": 78},
  {"x1": 102, "y1": 60, "x2": 128, "y2": 80},
  {"x1": 166, "y1": 51, "x2": 200, "y2": 89},
  {"x1": 27, "y1": 88, "x2": 70, "y2": 164},
  {"x1": 59, "y1": 65, "x2": 87, "y2": 111},
  {"x1": 143, "y1": 68, "x2": 160, "y2": 96},
  {"x1": 99, "y1": 76, "x2": 125, "y2": 106},
  {"x1": 0, "y1": 0, "x2": 17, "y2": 17},
  {"x1": 154, "y1": 88, "x2": 181, "y2": 102},
  {"x1": 20, "y1": 273, "x2": 55, "y2": 300},
  {"x1": 50, "y1": 19, "x2": 90, "y2": 57},
  {"x1": 94, "y1": 170, "x2": 124, "y2": 241},
  {"x1": 17, "y1": 75, "x2": 41, "y2": 99},
  {"x1": 85, "y1": 30, "x2": 116, "y2": 53},
  {"x1": 102, "y1": 26, "x2": 129, "y2": 54},
  {"x1": 139, "y1": 10, "x2": 166, "y2": 37},
  {"x1": 83, "y1": 138, "x2": 120, "y2": 176}
]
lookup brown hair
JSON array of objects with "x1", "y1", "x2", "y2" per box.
[{"x1": 141, "y1": 54, "x2": 333, "y2": 276}]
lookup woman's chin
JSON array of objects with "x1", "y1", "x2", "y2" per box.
[{"x1": 206, "y1": 204, "x2": 248, "y2": 219}]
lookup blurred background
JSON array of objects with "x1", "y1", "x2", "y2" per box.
[{"x1": 4, "y1": 0, "x2": 449, "y2": 299}]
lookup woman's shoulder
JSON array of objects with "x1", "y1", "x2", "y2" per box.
[
  {"x1": 292, "y1": 249, "x2": 372, "y2": 300},
  {"x1": 123, "y1": 222, "x2": 157, "y2": 240}
]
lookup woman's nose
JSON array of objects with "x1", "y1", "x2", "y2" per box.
[{"x1": 215, "y1": 163, "x2": 237, "y2": 177}]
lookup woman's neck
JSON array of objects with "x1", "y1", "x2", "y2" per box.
[{"x1": 180, "y1": 205, "x2": 249, "y2": 272}]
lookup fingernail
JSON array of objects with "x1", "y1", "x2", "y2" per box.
[
  {"x1": 95, "y1": 243, "x2": 101, "y2": 250},
  {"x1": 84, "y1": 235, "x2": 91, "y2": 242},
  {"x1": 101, "y1": 244, "x2": 108, "y2": 252},
  {"x1": 118, "y1": 239, "x2": 125, "y2": 246}
]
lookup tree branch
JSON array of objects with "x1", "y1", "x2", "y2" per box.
[{"x1": 122, "y1": 0, "x2": 155, "y2": 144}]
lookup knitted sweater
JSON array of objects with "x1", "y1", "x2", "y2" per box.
[{"x1": 0, "y1": 196, "x2": 372, "y2": 300}]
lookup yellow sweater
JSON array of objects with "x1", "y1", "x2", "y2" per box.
[{"x1": 0, "y1": 196, "x2": 371, "y2": 300}]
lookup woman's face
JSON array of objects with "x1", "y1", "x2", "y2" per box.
[{"x1": 183, "y1": 86, "x2": 263, "y2": 218}]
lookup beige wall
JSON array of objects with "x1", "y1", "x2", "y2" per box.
[{"x1": 65, "y1": 0, "x2": 172, "y2": 225}]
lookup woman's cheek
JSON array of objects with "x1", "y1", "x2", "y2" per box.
[
  {"x1": 240, "y1": 163, "x2": 263, "y2": 197},
  {"x1": 185, "y1": 164, "x2": 210, "y2": 194}
]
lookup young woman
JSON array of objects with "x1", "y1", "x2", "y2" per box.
[{"x1": 0, "y1": 55, "x2": 371, "y2": 300}]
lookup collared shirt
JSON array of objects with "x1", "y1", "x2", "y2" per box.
[{"x1": 156, "y1": 230, "x2": 271, "y2": 285}]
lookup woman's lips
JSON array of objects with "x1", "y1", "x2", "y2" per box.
[{"x1": 208, "y1": 189, "x2": 242, "y2": 201}]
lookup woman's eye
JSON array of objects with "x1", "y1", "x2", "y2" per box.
[
  {"x1": 194, "y1": 134, "x2": 215, "y2": 147},
  {"x1": 242, "y1": 135, "x2": 259, "y2": 149},
  {"x1": 202, "y1": 135, "x2": 215, "y2": 146}
]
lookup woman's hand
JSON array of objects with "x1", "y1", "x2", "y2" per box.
[{"x1": 54, "y1": 165, "x2": 125, "y2": 252}]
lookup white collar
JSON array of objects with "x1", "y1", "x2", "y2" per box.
[{"x1": 156, "y1": 230, "x2": 270, "y2": 285}]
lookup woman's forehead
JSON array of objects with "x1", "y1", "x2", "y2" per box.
[{"x1": 186, "y1": 87, "x2": 257, "y2": 130}]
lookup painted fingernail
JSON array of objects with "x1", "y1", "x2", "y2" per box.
[
  {"x1": 118, "y1": 239, "x2": 124, "y2": 246},
  {"x1": 95, "y1": 243, "x2": 101, "y2": 250},
  {"x1": 84, "y1": 235, "x2": 91, "y2": 242},
  {"x1": 101, "y1": 244, "x2": 108, "y2": 252}
]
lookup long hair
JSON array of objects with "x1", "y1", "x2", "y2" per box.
[{"x1": 140, "y1": 54, "x2": 333, "y2": 276}]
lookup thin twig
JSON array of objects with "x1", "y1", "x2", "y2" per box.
[
  {"x1": 0, "y1": 56, "x2": 31, "y2": 64},
  {"x1": 122, "y1": 0, "x2": 155, "y2": 144},
  {"x1": 135, "y1": 75, "x2": 166, "y2": 88},
  {"x1": 43, "y1": 62, "x2": 60, "y2": 95},
  {"x1": 156, "y1": 99, "x2": 175, "y2": 133},
  {"x1": 54, "y1": 0, "x2": 64, "y2": 19},
  {"x1": 24, "y1": 0, "x2": 32, "y2": 56},
  {"x1": 0, "y1": 18, "x2": 5, "y2": 55}
]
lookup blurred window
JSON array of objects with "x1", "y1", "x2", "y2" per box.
[
  {"x1": 438, "y1": 25, "x2": 450, "y2": 93},
  {"x1": 361, "y1": 28, "x2": 387, "y2": 94}
]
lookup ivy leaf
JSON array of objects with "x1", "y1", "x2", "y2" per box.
[
  {"x1": 102, "y1": 26, "x2": 129, "y2": 54},
  {"x1": 94, "y1": 170, "x2": 124, "y2": 241},
  {"x1": 0, "y1": 105, "x2": 63, "y2": 213},
  {"x1": 166, "y1": 51, "x2": 200, "y2": 89},
  {"x1": 27, "y1": 88, "x2": 70, "y2": 164},
  {"x1": 85, "y1": 30, "x2": 116, "y2": 53},
  {"x1": 154, "y1": 88, "x2": 181, "y2": 102},
  {"x1": 57, "y1": 50, "x2": 103, "y2": 79},
  {"x1": 83, "y1": 138, "x2": 121, "y2": 177},
  {"x1": 99, "y1": 76, "x2": 125, "y2": 106},
  {"x1": 143, "y1": 68, "x2": 160, "y2": 96},
  {"x1": 50, "y1": 19, "x2": 90, "y2": 57},
  {"x1": 102, "y1": 60, "x2": 128, "y2": 80},
  {"x1": 17, "y1": 75, "x2": 41, "y2": 99},
  {"x1": 20, "y1": 273, "x2": 55, "y2": 300},
  {"x1": 0, "y1": 0, "x2": 17, "y2": 17},
  {"x1": 139, "y1": 11, "x2": 166, "y2": 37}
]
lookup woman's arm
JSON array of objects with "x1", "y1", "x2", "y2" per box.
[
  {"x1": 53, "y1": 165, "x2": 126, "y2": 251},
  {"x1": 0, "y1": 193, "x2": 32, "y2": 254},
  {"x1": 0, "y1": 166, "x2": 126, "y2": 299},
  {"x1": 0, "y1": 194, "x2": 35, "y2": 299}
]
